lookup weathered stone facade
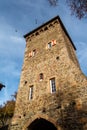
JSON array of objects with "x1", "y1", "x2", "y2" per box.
[{"x1": 9, "y1": 16, "x2": 87, "y2": 130}]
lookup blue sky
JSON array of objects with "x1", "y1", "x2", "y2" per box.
[{"x1": 0, "y1": 0, "x2": 87, "y2": 105}]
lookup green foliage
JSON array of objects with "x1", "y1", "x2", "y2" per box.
[
  {"x1": 0, "y1": 100, "x2": 15, "y2": 127},
  {"x1": 11, "y1": 91, "x2": 17, "y2": 100}
]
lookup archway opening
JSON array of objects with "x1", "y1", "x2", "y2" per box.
[{"x1": 27, "y1": 118, "x2": 57, "y2": 130}]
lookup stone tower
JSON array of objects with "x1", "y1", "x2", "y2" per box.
[{"x1": 10, "y1": 16, "x2": 87, "y2": 130}]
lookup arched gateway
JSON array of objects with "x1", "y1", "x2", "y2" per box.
[
  {"x1": 23, "y1": 114, "x2": 59, "y2": 130},
  {"x1": 27, "y1": 118, "x2": 57, "y2": 130}
]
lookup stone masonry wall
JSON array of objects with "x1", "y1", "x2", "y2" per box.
[{"x1": 9, "y1": 17, "x2": 87, "y2": 130}]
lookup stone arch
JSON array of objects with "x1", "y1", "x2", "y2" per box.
[
  {"x1": 27, "y1": 118, "x2": 57, "y2": 130},
  {"x1": 23, "y1": 114, "x2": 59, "y2": 130}
]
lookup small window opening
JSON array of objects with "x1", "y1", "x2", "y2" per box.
[
  {"x1": 24, "y1": 81, "x2": 27, "y2": 85},
  {"x1": 32, "y1": 49, "x2": 36, "y2": 56},
  {"x1": 54, "y1": 20, "x2": 58, "y2": 24},
  {"x1": 35, "y1": 32, "x2": 39, "y2": 36},
  {"x1": 44, "y1": 26, "x2": 48, "y2": 31},
  {"x1": 48, "y1": 42, "x2": 52, "y2": 48},
  {"x1": 49, "y1": 23, "x2": 53, "y2": 27},
  {"x1": 47, "y1": 40, "x2": 56, "y2": 49},
  {"x1": 31, "y1": 34, "x2": 34, "y2": 37},
  {"x1": 40, "y1": 29, "x2": 43, "y2": 32},
  {"x1": 29, "y1": 85, "x2": 33, "y2": 100},
  {"x1": 29, "y1": 39, "x2": 31, "y2": 41},
  {"x1": 56, "y1": 56, "x2": 59, "y2": 60},
  {"x1": 51, "y1": 40, "x2": 56, "y2": 46},
  {"x1": 39, "y1": 73, "x2": 44, "y2": 81},
  {"x1": 50, "y1": 78, "x2": 56, "y2": 93},
  {"x1": 23, "y1": 113, "x2": 26, "y2": 117}
]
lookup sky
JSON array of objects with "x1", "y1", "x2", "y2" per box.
[{"x1": 0, "y1": 0, "x2": 87, "y2": 105}]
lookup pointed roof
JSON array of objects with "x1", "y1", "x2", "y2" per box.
[{"x1": 24, "y1": 16, "x2": 76, "y2": 50}]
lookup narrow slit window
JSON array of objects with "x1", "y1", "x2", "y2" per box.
[
  {"x1": 50, "y1": 78, "x2": 56, "y2": 93},
  {"x1": 39, "y1": 73, "x2": 44, "y2": 81},
  {"x1": 29, "y1": 86, "x2": 33, "y2": 100}
]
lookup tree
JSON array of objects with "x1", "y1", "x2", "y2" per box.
[
  {"x1": 0, "y1": 91, "x2": 17, "y2": 128},
  {"x1": 0, "y1": 83, "x2": 5, "y2": 91},
  {"x1": 66, "y1": 0, "x2": 87, "y2": 19},
  {"x1": 0, "y1": 100, "x2": 15, "y2": 127},
  {"x1": 48, "y1": 0, "x2": 87, "y2": 19},
  {"x1": 48, "y1": 0, "x2": 58, "y2": 6},
  {"x1": 11, "y1": 91, "x2": 17, "y2": 100}
]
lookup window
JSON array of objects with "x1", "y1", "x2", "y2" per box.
[
  {"x1": 48, "y1": 42, "x2": 52, "y2": 48},
  {"x1": 50, "y1": 78, "x2": 56, "y2": 93},
  {"x1": 47, "y1": 40, "x2": 56, "y2": 49},
  {"x1": 29, "y1": 49, "x2": 36, "y2": 57},
  {"x1": 29, "y1": 51, "x2": 32, "y2": 57},
  {"x1": 39, "y1": 73, "x2": 44, "y2": 81},
  {"x1": 29, "y1": 86, "x2": 33, "y2": 100},
  {"x1": 51, "y1": 40, "x2": 56, "y2": 46},
  {"x1": 32, "y1": 49, "x2": 36, "y2": 56}
]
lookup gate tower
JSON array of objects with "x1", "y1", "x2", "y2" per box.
[{"x1": 10, "y1": 16, "x2": 87, "y2": 130}]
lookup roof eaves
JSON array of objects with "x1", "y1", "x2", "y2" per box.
[
  {"x1": 24, "y1": 16, "x2": 59, "y2": 38},
  {"x1": 23, "y1": 16, "x2": 76, "y2": 50}
]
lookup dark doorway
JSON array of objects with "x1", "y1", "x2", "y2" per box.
[{"x1": 27, "y1": 118, "x2": 57, "y2": 130}]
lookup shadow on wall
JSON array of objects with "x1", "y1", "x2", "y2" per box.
[
  {"x1": 57, "y1": 100, "x2": 87, "y2": 130},
  {"x1": 0, "y1": 125, "x2": 8, "y2": 130}
]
